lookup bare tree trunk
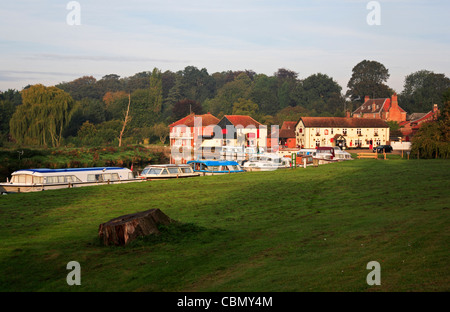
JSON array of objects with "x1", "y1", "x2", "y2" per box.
[{"x1": 119, "y1": 94, "x2": 131, "y2": 147}]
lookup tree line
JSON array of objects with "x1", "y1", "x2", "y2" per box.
[{"x1": 0, "y1": 60, "x2": 449, "y2": 151}]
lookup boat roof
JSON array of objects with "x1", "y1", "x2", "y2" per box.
[
  {"x1": 187, "y1": 160, "x2": 240, "y2": 166},
  {"x1": 144, "y1": 164, "x2": 190, "y2": 168},
  {"x1": 13, "y1": 167, "x2": 128, "y2": 174}
]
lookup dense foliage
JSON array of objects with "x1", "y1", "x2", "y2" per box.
[
  {"x1": 410, "y1": 89, "x2": 450, "y2": 159},
  {"x1": 0, "y1": 61, "x2": 449, "y2": 148}
]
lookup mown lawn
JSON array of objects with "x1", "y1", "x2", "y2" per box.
[{"x1": 0, "y1": 158, "x2": 449, "y2": 292}]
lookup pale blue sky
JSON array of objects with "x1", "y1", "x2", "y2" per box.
[{"x1": 0, "y1": 0, "x2": 449, "y2": 93}]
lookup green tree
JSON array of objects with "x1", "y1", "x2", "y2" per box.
[
  {"x1": 400, "y1": 70, "x2": 450, "y2": 113},
  {"x1": 232, "y1": 98, "x2": 259, "y2": 116},
  {"x1": 209, "y1": 72, "x2": 252, "y2": 115},
  {"x1": 152, "y1": 122, "x2": 169, "y2": 144},
  {"x1": 10, "y1": 84, "x2": 75, "y2": 147},
  {"x1": 410, "y1": 89, "x2": 450, "y2": 159},
  {"x1": 300, "y1": 73, "x2": 342, "y2": 114},
  {"x1": 149, "y1": 68, "x2": 163, "y2": 114},
  {"x1": 172, "y1": 99, "x2": 203, "y2": 120},
  {"x1": 0, "y1": 89, "x2": 22, "y2": 138},
  {"x1": 346, "y1": 60, "x2": 392, "y2": 102},
  {"x1": 250, "y1": 74, "x2": 278, "y2": 115}
]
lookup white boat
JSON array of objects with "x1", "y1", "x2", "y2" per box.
[
  {"x1": 0, "y1": 167, "x2": 140, "y2": 194},
  {"x1": 242, "y1": 153, "x2": 292, "y2": 171},
  {"x1": 187, "y1": 160, "x2": 245, "y2": 175},
  {"x1": 138, "y1": 164, "x2": 200, "y2": 180},
  {"x1": 332, "y1": 147, "x2": 353, "y2": 161}
]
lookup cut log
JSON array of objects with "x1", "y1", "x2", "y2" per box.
[{"x1": 98, "y1": 209, "x2": 173, "y2": 246}]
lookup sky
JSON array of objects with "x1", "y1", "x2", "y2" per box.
[{"x1": 0, "y1": 0, "x2": 449, "y2": 94}]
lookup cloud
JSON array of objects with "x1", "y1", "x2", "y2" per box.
[{"x1": 24, "y1": 54, "x2": 190, "y2": 64}]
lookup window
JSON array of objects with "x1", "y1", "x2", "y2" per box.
[
  {"x1": 87, "y1": 174, "x2": 103, "y2": 182},
  {"x1": 168, "y1": 168, "x2": 180, "y2": 174},
  {"x1": 160, "y1": 169, "x2": 169, "y2": 175},
  {"x1": 343, "y1": 129, "x2": 347, "y2": 136},
  {"x1": 316, "y1": 129, "x2": 320, "y2": 136},
  {"x1": 324, "y1": 129, "x2": 329, "y2": 135},
  {"x1": 374, "y1": 129, "x2": 379, "y2": 136},
  {"x1": 181, "y1": 167, "x2": 192, "y2": 173},
  {"x1": 357, "y1": 129, "x2": 362, "y2": 136},
  {"x1": 331, "y1": 128, "x2": 334, "y2": 135},
  {"x1": 299, "y1": 128, "x2": 303, "y2": 134},
  {"x1": 33, "y1": 176, "x2": 44, "y2": 184}
]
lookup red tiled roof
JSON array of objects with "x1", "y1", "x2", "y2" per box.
[
  {"x1": 281, "y1": 121, "x2": 297, "y2": 130},
  {"x1": 353, "y1": 99, "x2": 389, "y2": 114},
  {"x1": 299, "y1": 117, "x2": 389, "y2": 128},
  {"x1": 169, "y1": 113, "x2": 219, "y2": 128},
  {"x1": 223, "y1": 115, "x2": 262, "y2": 127},
  {"x1": 279, "y1": 128, "x2": 295, "y2": 138}
]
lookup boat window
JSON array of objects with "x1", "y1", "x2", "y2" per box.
[
  {"x1": 181, "y1": 167, "x2": 192, "y2": 173},
  {"x1": 168, "y1": 168, "x2": 180, "y2": 174},
  {"x1": 128, "y1": 172, "x2": 134, "y2": 179},
  {"x1": 103, "y1": 173, "x2": 112, "y2": 181},
  {"x1": 141, "y1": 168, "x2": 149, "y2": 175},
  {"x1": 87, "y1": 174, "x2": 103, "y2": 182},
  {"x1": 209, "y1": 166, "x2": 219, "y2": 172},
  {"x1": 160, "y1": 169, "x2": 169, "y2": 175},
  {"x1": 17, "y1": 175, "x2": 26, "y2": 183},
  {"x1": 33, "y1": 176, "x2": 44, "y2": 184},
  {"x1": 25, "y1": 175, "x2": 33, "y2": 184},
  {"x1": 103, "y1": 173, "x2": 119, "y2": 181},
  {"x1": 144, "y1": 168, "x2": 160, "y2": 175}
]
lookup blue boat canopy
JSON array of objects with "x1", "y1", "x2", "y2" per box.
[{"x1": 187, "y1": 160, "x2": 240, "y2": 167}]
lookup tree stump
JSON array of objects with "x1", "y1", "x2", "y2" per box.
[{"x1": 98, "y1": 209, "x2": 173, "y2": 246}]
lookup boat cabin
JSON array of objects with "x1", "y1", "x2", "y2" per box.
[
  {"x1": 138, "y1": 164, "x2": 199, "y2": 180},
  {"x1": 187, "y1": 160, "x2": 244, "y2": 175},
  {"x1": 0, "y1": 167, "x2": 137, "y2": 193}
]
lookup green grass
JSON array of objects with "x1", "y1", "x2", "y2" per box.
[{"x1": 0, "y1": 158, "x2": 449, "y2": 292}]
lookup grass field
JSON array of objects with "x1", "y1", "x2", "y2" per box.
[{"x1": 0, "y1": 157, "x2": 449, "y2": 292}]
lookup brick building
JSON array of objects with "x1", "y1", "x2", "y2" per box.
[
  {"x1": 169, "y1": 113, "x2": 219, "y2": 164},
  {"x1": 352, "y1": 93, "x2": 407, "y2": 123},
  {"x1": 399, "y1": 104, "x2": 440, "y2": 141},
  {"x1": 295, "y1": 117, "x2": 390, "y2": 149}
]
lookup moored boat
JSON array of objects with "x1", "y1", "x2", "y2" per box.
[
  {"x1": 187, "y1": 160, "x2": 245, "y2": 175},
  {"x1": 0, "y1": 167, "x2": 140, "y2": 194},
  {"x1": 242, "y1": 153, "x2": 292, "y2": 171},
  {"x1": 138, "y1": 164, "x2": 199, "y2": 180}
]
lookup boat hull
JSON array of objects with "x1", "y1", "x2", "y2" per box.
[{"x1": 0, "y1": 179, "x2": 142, "y2": 194}]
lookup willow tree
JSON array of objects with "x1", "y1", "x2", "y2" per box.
[{"x1": 10, "y1": 84, "x2": 75, "y2": 147}]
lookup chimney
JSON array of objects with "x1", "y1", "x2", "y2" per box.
[
  {"x1": 391, "y1": 93, "x2": 398, "y2": 109},
  {"x1": 346, "y1": 110, "x2": 351, "y2": 118},
  {"x1": 433, "y1": 104, "x2": 438, "y2": 113},
  {"x1": 364, "y1": 95, "x2": 370, "y2": 103},
  {"x1": 433, "y1": 104, "x2": 439, "y2": 120}
]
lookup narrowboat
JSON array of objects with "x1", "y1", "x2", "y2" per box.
[
  {"x1": 138, "y1": 164, "x2": 200, "y2": 180},
  {"x1": 187, "y1": 160, "x2": 245, "y2": 175},
  {"x1": 0, "y1": 167, "x2": 140, "y2": 194}
]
